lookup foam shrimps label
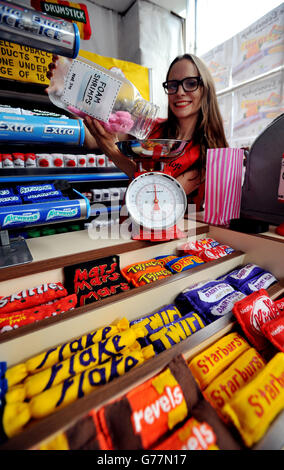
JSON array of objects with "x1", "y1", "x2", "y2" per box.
[{"x1": 62, "y1": 61, "x2": 122, "y2": 122}]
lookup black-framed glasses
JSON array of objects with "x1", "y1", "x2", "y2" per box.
[{"x1": 162, "y1": 76, "x2": 202, "y2": 94}]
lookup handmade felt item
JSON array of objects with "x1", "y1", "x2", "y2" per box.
[
  {"x1": 96, "y1": 355, "x2": 201, "y2": 450},
  {"x1": 147, "y1": 312, "x2": 206, "y2": 354},
  {"x1": 188, "y1": 332, "x2": 250, "y2": 390},
  {"x1": 24, "y1": 318, "x2": 130, "y2": 375},
  {"x1": 121, "y1": 259, "x2": 172, "y2": 287},
  {"x1": 22, "y1": 327, "x2": 146, "y2": 399},
  {"x1": 21, "y1": 190, "x2": 63, "y2": 202},
  {"x1": 64, "y1": 255, "x2": 131, "y2": 306},
  {"x1": 130, "y1": 304, "x2": 182, "y2": 335},
  {"x1": 217, "y1": 263, "x2": 265, "y2": 290},
  {"x1": 232, "y1": 289, "x2": 281, "y2": 350},
  {"x1": 203, "y1": 347, "x2": 266, "y2": 416},
  {"x1": 0, "y1": 282, "x2": 67, "y2": 316},
  {"x1": 28, "y1": 346, "x2": 154, "y2": 420},
  {"x1": 177, "y1": 238, "x2": 220, "y2": 256},
  {"x1": 154, "y1": 255, "x2": 178, "y2": 266},
  {"x1": 154, "y1": 417, "x2": 219, "y2": 450},
  {"x1": 240, "y1": 271, "x2": 277, "y2": 295},
  {"x1": 222, "y1": 352, "x2": 284, "y2": 447},
  {"x1": 165, "y1": 255, "x2": 204, "y2": 273},
  {"x1": 261, "y1": 316, "x2": 284, "y2": 352},
  {"x1": 0, "y1": 401, "x2": 31, "y2": 442},
  {"x1": 0, "y1": 195, "x2": 22, "y2": 205},
  {"x1": 191, "y1": 399, "x2": 242, "y2": 450},
  {"x1": 0, "y1": 294, "x2": 77, "y2": 333},
  {"x1": 16, "y1": 183, "x2": 56, "y2": 195},
  {"x1": 198, "y1": 245, "x2": 234, "y2": 262},
  {"x1": 0, "y1": 188, "x2": 14, "y2": 197}
]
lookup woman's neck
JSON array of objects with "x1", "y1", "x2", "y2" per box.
[{"x1": 177, "y1": 115, "x2": 199, "y2": 141}]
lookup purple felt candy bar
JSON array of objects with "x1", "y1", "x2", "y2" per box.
[
  {"x1": 240, "y1": 271, "x2": 277, "y2": 295},
  {"x1": 217, "y1": 263, "x2": 265, "y2": 290}
]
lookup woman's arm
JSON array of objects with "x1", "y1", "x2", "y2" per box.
[
  {"x1": 84, "y1": 117, "x2": 137, "y2": 179},
  {"x1": 176, "y1": 168, "x2": 205, "y2": 195}
]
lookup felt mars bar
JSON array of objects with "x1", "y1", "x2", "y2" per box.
[
  {"x1": 29, "y1": 346, "x2": 155, "y2": 419},
  {"x1": 96, "y1": 355, "x2": 201, "y2": 450},
  {"x1": 0, "y1": 282, "x2": 68, "y2": 315},
  {"x1": 154, "y1": 417, "x2": 219, "y2": 450},
  {"x1": 22, "y1": 327, "x2": 145, "y2": 399},
  {"x1": 0, "y1": 294, "x2": 77, "y2": 333},
  {"x1": 222, "y1": 352, "x2": 284, "y2": 447},
  {"x1": 188, "y1": 332, "x2": 250, "y2": 390},
  {"x1": 203, "y1": 347, "x2": 266, "y2": 416}
]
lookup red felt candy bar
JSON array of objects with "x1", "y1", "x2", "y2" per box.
[
  {"x1": 0, "y1": 294, "x2": 77, "y2": 333},
  {"x1": 275, "y1": 297, "x2": 284, "y2": 313},
  {"x1": 198, "y1": 245, "x2": 234, "y2": 262},
  {"x1": 261, "y1": 316, "x2": 284, "y2": 352},
  {"x1": 0, "y1": 283, "x2": 68, "y2": 315},
  {"x1": 232, "y1": 289, "x2": 281, "y2": 350},
  {"x1": 178, "y1": 238, "x2": 219, "y2": 256}
]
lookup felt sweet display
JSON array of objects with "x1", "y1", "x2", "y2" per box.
[
  {"x1": 261, "y1": 315, "x2": 284, "y2": 352},
  {"x1": 217, "y1": 263, "x2": 277, "y2": 295},
  {"x1": 232, "y1": 289, "x2": 283, "y2": 350},
  {"x1": 64, "y1": 255, "x2": 131, "y2": 306}
]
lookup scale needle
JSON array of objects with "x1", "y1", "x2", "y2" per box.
[{"x1": 153, "y1": 184, "x2": 160, "y2": 211}]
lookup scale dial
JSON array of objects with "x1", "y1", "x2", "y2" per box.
[{"x1": 125, "y1": 172, "x2": 187, "y2": 230}]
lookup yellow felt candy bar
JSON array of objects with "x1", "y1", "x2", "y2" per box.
[
  {"x1": 29, "y1": 346, "x2": 154, "y2": 419},
  {"x1": 188, "y1": 332, "x2": 250, "y2": 390},
  {"x1": 4, "y1": 363, "x2": 28, "y2": 388},
  {"x1": 222, "y1": 352, "x2": 284, "y2": 447},
  {"x1": 25, "y1": 317, "x2": 130, "y2": 375},
  {"x1": 204, "y1": 348, "x2": 266, "y2": 415},
  {"x1": 2, "y1": 402, "x2": 31, "y2": 439},
  {"x1": 23, "y1": 327, "x2": 145, "y2": 399}
]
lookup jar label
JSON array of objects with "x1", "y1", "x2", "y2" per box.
[{"x1": 62, "y1": 60, "x2": 122, "y2": 121}]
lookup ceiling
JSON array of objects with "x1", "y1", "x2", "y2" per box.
[{"x1": 89, "y1": 0, "x2": 187, "y2": 17}]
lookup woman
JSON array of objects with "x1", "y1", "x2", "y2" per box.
[{"x1": 83, "y1": 53, "x2": 228, "y2": 211}]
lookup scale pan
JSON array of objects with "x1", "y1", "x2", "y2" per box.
[{"x1": 117, "y1": 139, "x2": 189, "y2": 162}]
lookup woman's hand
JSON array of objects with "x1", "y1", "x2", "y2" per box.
[{"x1": 84, "y1": 117, "x2": 136, "y2": 178}]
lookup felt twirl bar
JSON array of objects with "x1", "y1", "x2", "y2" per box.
[
  {"x1": 188, "y1": 332, "x2": 250, "y2": 390},
  {"x1": 29, "y1": 346, "x2": 154, "y2": 419},
  {"x1": 96, "y1": 355, "x2": 201, "y2": 450},
  {"x1": 130, "y1": 304, "x2": 182, "y2": 335},
  {"x1": 23, "y1": 327, "x2": 146, "y2": 399},
  {"x1": 222, "y1": 352, "x2": 284, "y2": 447}
]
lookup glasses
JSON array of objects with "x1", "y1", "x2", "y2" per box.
[{"x1": 162, "y1": 76, "x2": 202, "y2": 94}]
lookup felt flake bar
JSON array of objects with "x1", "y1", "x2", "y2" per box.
[
  {"x1": 0, "y1": 401, "x2": 31, "y2": 442},
  {"x1": 24, "y1": 318, "x2": 130, "y2": 375},
  {"x1": 130, "y1": 304, "x2": 182, "y2": 335},
  {"x1": 148, "y1": 312, "x2": 206, "y2": 354},
  {"x1": 203, "y1": 348, "x2": 266, "y2": 415},
  {"x1": 154, "y1": 417, "x2": 218, "y2": 450},
  {"x1": 222, "y1": 352, "x2": 284, "y2": 447},
  {"x1": 96, "y1": 355, "x2": 201, "y2": 450},
  {"x1": 232, "y1": 289, "x2": 281, "y2": 350},
  {"x1": 261, "y1": 316, "x2": 284, "y2": 352},
  {"x1": 188, "y1": 332, "x2": 250, "y2": 390},
  {"x1": 22, "y1": 327, "x2": 145, "y2": 399},
  {"x1": 29, "y1": 346, "x2": 155, "y2": 420},
  {"x1": 165, "y1": 255, "x2": 204, "y2": 273},
  {"x1": 0, "y1": 294, "x2": 77, "y2": 333},
  {"x1": 0, "y1": 282, "x2": 67, "y2": 315}
]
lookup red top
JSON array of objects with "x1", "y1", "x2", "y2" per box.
[{"x1": 147, "y1": 119, "x2": 205, "y2": 211}]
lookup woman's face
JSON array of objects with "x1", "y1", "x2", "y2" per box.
[{"x1": 167, "y1": 59, "x2": 203, "y2": 122}]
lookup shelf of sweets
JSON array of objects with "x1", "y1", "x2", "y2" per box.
[{"x1": 0, "y1": 224, "x2": 283, "y2": 449}]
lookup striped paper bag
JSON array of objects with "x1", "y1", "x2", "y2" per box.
[{"x1": 204, "y1": 148, "x2": 244, "y2": 225}]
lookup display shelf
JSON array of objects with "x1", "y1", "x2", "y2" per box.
[
  {"x1": 0, "y1": 223, "x2": 284, "y2": 450},
  {"x1": 0, "y1": 168, "x2": 128, "y2": 183}
]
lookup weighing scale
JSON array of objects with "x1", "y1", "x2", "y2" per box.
[{"x1": 117, "y1": 139, "x2": 189, "y2": 241}]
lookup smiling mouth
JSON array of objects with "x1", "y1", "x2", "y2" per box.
[{"x1": 174, "y1": 101, "x2": 192, "y2": 108}]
